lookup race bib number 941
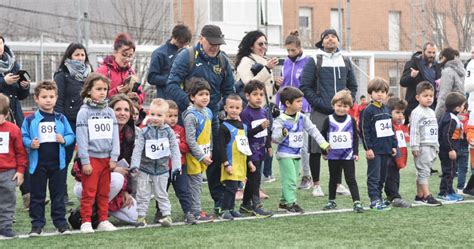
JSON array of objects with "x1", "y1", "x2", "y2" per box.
[{"x1": 145, "y1": 138, "x2": 170, "y2": 159}]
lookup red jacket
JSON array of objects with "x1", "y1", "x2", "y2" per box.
[
  {"x1": 170, "y1": 124, "x2": 189, "y2": 168},
  {"x1": 393, "y1": 121, "x2": 408, "y2": 169},
  {"x1": 96, "y1": 55, "x2": 144, "y2": 104},
  {"x1": 0, "y1": 121, "x2": 27, "y2": 173}
]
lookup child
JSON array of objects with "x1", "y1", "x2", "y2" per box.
[
  {"x1": 0, "y1": 93, "x2": 27, "y2": 238},
  {"x1": 272, "y1": 86, "x2": 330, "y2": 213},
  {"x1": 183, "y1": 77, "x2": 214, "y2": 221},
  {"x1": 437, "y1": 92, "x2": 466, "y2": 201},
  {"x1": 21, "y1": 81, "x2": 75, "y2": 236},
  {"x1": 76, "y1": 73, "x2": 120, "y2": 233},
  {"x1": 360, "y1": 78, "x2": 397, "y2": 211},
  {"x1": 456, "y1": 103, "x2": 469, "y2": 194},
  {"x1": 219, "y1": 94, "x2": 252, "y2": 220},
  {"x1": 131, "y1": 98, "x2": 181, "y2": 227},
  {"x1": 239, "y1": 80, "x2": 272, "y2": 217},
  {"x1": 321, "y1": 90, "x2": 363, "y2": 213},
  {"x1": 409, "y1": 81, "x2": 442, "y2": 206},
  {"x1": 384, "y1": 97, "x2": 411, "y2": 208}
]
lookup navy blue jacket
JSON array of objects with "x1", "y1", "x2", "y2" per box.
[
  {"x1": 53, "y1": 68, "x2": 85, "y2": 124},
  {"x1": 438, "y1": 112, "x2": 461, "y2": 153},
  {"x1": 360, "y1": 102, "x2": 398, "y2": 155},
  {"x1": 147, "y1": 39, "x2": 179, "y2": 99}
]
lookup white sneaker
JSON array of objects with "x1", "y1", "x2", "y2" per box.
[
  {"x1": 97, "y1": 220, "x2": 117, "y2": 231},
  {"x1": 336, "y1": 184, "x2": 351, "y2": 196},
  {"x1": 80, "y1": 222, "x2": 94, "y2": 234},
  {"x1": 312, "y1": 185, "x2": 325, "y2": 197}
]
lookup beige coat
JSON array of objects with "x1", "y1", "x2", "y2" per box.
[{"x1": 236, "y1": 53, "x2": 275, "y2": 103}]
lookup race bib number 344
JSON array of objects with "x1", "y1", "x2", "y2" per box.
[
  {"x1": 88, "y1": 118, "x2": 113, "y2": 140},
  {"x1": 375, "y1": 119, "x2": 394, "y2": 138}
]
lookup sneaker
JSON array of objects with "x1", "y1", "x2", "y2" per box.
[
  {"x1": 158, "y1": 216, "x2": 172, "y2": 227},
  {"x1": 214, "y1": 206, "x2": 222, "y2": 217},
  {"x1": 463, "y1": 188, "x2": 474, "y2": 196},
  {"x1": 235, "y1": 189, "x2": 244, "y2": 200},
  {"x1": 0, "y1": 226, "x2": 16, "y2": 238},
  {"x1": 336, "y1": 184, "x2": 351, "y2": 196},
  {"x1": 253, "y1": 206, "x2": 273, "y2": 217},
  {"x1": 154, "y1": 210, "x2": 164, "y2": 224},
  {"x1": 290, "y1": 203, "x2": 304, "y2": 213},
  {"x1": 239, "y1": 204, "x2": 254, "y2": 215},
  {"x1": 22, "y1": 193, "x2": 30, "y2": 211},
  {"x1": 184, "y1": 212, "x2": 197, "y2": 225},
  {"x1": 437, "y1": 194, "x2": 459, "y2": 202},
  {"x1": 136, "y1": 217, "x2": 147, "y2": 227},
  {"x1": 457, "y1": 188, "x2": 464, "y2": 195},
  {"x1": 312, "y1": 185, "x2": 325, "y2": 197},
  {"x1": 57, "y1": 225, "x2": 72, "y2": 235},
  {"x1": 229, "y1": 210, "x2": 242, "y2": 218},
  {"x1": 298, "y1": 176, "x2": 313, "y2": 190},
  {"x1": 424, "y1": 195, "x2": 442, "y2": 206},
  {"x1": 262, "y1": 176, "x2": 276, "y2": 183},
  {"x1": 430, "y1": 168, "x2": 439, "y2": 175},
  {"x1": 195, "y1": 211, "x2": 213, "y2": 221},
  {"x1": 220, "y1": 210, "x2": 234, "y2": 220},
  {"x1": 29, "y1": 226, "x2": 42, "y2": 237},
  {"x1": 353, "y1": 201, "x2": 364, "y2": 213},
  {"x1": 451, "y1": 193, "x2": 464, "y2": 201},
  {"x1": 259, "y1": 189, "x2": 269, "y2": 199},
  {"x1": 391, "y1": 198, "x2": 411, "y2": 208},
  {"x1": 279, "y1": 202, "x2": 303, "y2": 213},
  {"x1": 96, "y1": 220, "x2": 117, "y2": 231},
  {"x1": 370, "y1": 199, "x2": 391, "y2": 211},
  {"x1": 323, "y1": 200, "x2": 337, "y2": 210},
  {"x1": 80, "y1": 222, "x2": 94, "y2": 234},
  {"x1": 278, "y1": 203, "x2": 291, "y2": 212},
  {"x1": 413, "y1": 195, "x2": 425, "y2": 205}
]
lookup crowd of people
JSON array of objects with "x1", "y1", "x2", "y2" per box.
[{"x1": 0, "y1": 22, "x2": 474, "y2": 238}]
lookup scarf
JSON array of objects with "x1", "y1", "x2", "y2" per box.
[
  {"x1": 83, "y1": 97, "x2": 109, "y2": 109},
  {"x1": 64, "y1": 59, "x2": 91, "y2": 81},
  {"x1": 0, "y1": 45, "x2": 15, "y2": 74}
]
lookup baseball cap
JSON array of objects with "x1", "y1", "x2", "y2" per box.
[
  {"x1": 315, "y1": 29, "x2": 339, "y2": 48},
  {"x1": 201, "y1": 25, "x2": 226, "y2": 45}
]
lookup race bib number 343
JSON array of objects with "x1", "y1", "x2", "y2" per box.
[
  {"x1": 88, "y1": 118, "x2": 113, "y2": 140},
  {"x1": 375, "y1": 119, "x2": 394, "y2": 138}
]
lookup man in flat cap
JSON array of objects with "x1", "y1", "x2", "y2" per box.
[{"x1": 300, "y1": 28, "x2": 358, "y2": 198}]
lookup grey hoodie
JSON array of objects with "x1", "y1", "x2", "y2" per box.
[{"x1": 435, "y1": 58, "x2": 466, "y2": 120}]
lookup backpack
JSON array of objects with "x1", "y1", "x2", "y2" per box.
[{"x1": 314, "y1": 54, "x2": 353, "y2": 95}]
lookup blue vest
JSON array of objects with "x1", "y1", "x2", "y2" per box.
[
  {"x1": 277, "y1": 114, "x2": 305, "y2": 155},
  {"x1": 327, "y1": 115, "x2": 354, "y2": 160}
]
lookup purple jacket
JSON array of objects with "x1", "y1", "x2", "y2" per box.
[
  {"x1": 240, "y1": 106, "x2": 270, "y2": 162},
  {"x1": 275, "y1": 54, "x2": 311, "y2": 113}
]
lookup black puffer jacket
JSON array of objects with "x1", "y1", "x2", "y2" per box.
[{"x1": 53, "y1": 67, "x2": 85, "y2": 124}]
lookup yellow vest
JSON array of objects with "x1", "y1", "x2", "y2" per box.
[
  {"x1": 186, "y1": 109, "x2": 212, "y2": 175},
  {"x1": 220, "y1": 122, "x2": 247, "y2": 182}
]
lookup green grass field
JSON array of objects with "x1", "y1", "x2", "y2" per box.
[{"x1": 3, "y1": 146, "x2": 474, "y2": 248}]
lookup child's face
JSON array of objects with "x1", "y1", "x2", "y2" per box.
[
  {"x1": 224, "y1": 99, "x2": 242, "y2": 120},
  {"x1": 370, "y1": 90, "x2": 387, "y2": 103},
  {"x1": 454, "y1": 103, "x2": 465, "y2": 114},
  {"x1": 333, "y1": 101, "x2": 350, "y2": 116},
  {"x1": 191, "y1": 90, "x2": 210, "y2": 109},
  {"x1": 285, "y1": 97, "x2": 303, "y2": 113},
  {"x1": 415, "y1": 89, "x2": 434, "y2": 107},
  {"x1": 0, "y1": 113, "x2": 6, "y2": 125},
  {"x1": 133, "y1": 107, "x2": 139, "y2": 121},
  {"x1": 286, "y1": 43, "x2": 302, "y2": 58},
  {"x1": 89, "y1": 80, "x2": 108, "y2": 101},
  {"x1": 148, "y1": 104, "x2": 167, "y2": 127},
  {"x1": 391, "y1": 109, "x2": 405, "y2": 123},
  {"x1": 360, "y1": 97, "x2": 366, "y2": 104},
  {"x1": 246, "y1": 89, "x2": 264, "y2": 108},
  {"x1": 166, "y1": 108, "x2": 179, "y2": 127},
  {"x1": 112, "y1": 100, "x2": 131, "y2": 127},
  {"x1": 34, "y1": 89, "x2": 57, "y2": 113}
]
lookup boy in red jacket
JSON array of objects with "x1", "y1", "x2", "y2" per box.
[{"x1": 0, "y1": 93, "x2": 27, "y2": 238}]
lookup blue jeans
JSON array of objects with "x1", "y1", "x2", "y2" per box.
[
  {"x1": 456, "y1": 144, "x2": 470, "y2": 190},
  {"x1": 263, "y1": 153, "x2": 273, "y2": 177},
  {"x1": 367, "y1": 154, "x2": 390, "y2": 202}
]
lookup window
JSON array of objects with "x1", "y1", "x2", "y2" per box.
[
  {"x1": 299, "y1": 7, "x2": 312, "y2": 47},
  {"x1": 389, "y1": 68, "x2": 400, "y2": 97},
  {"x1": 330, "y1": 8, "x2": 343, "y2": 34},
  {"x1": 389, "y1": 11, "x2": 400, "y2": 51},
  {"x1": 210, "y1": 0, "x2": 223, "y2": 22},
  {"x1": 432, "y1": 13, "x2": 444, "y2": 47}
]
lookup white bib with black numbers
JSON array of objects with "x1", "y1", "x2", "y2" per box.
[
  {"x1": 375, "y1": 119, "x2": 394, "y2": 138},
  {"x1": 236, "y1": 135, "x2": 252, "y2": 155},
  {"x1": 329, "y1": 131, "x2": 352, "y2": 149},
  {"x1": 251, "y1": 118, "x2": 268, "y2": 138},
  {"x1": 0, "y1": 132, "x2": 9, "y2": 154},
  {"x1": 396, "y1": 130, "x2": 407, "y2": 148},
  {"x1": 145, "y1": 138, "x2": 170, "y2": 159},
  {"x1": 200, "y1": 143, "x2": 211, "y2": 157},
  {"x1": 88, "y1": 118, "x2": 113, "y2": 140},
  {"x1": 38, "y1": 122, "x2": 56, "y2": 143},
  {"x1": 288, "y1": 131, "x2": 304, "y2": 148}
]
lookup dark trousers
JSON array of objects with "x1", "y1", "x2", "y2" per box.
[
  {"x1": 384, "y1": 158, "x2": 402, "y2": 201},
  {"x1": 465, "y1": 175, "x2": 474, "y2": 190},
  {"x1": 156, "y1": 166, "x2": 192, "y2": 215},
  {"x1": 310, "y1": 153, "x2": 342, "y2": 184},
  {"x1": 207, "y1": 113, "x2": 224, "y2": 208},
  {"x1": 367, "y1": 154, "x2": 390, "y2": 202},
  {"x1": 439, "y1": 154, "x2": 456, "y2": 196},
  {"x1": 262, "y1": 154, "x2": 273, "y2": 177},
  {"x1": 243, "y1": 160, "x2": 263, "y2": 208},
  {"x1": 29, "y1": 164, "x2": 67, "y2": 228},
  {"x1": 222, "y1": 180, "x2": 239, "y2": 211},
  {"x1": 328, "y1": 160, "x2": 360, "y2": 201},
  {"x1": 20, "y1": 171, "x2": 30, "y2": 196}
]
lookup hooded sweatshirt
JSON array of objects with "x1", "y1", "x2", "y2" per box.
[{"x1": 435, "y1": 59, "x2": 466, "y2": 120}]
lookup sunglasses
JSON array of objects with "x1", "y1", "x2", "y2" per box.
[{"x1": 257, "y1": 41, "x2": 268, "y2": 47}]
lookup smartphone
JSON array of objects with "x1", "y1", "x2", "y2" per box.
[
  {"x1": 278, "y1": 58, "x2": 285, "y2": 66},
  {"x1": 17, "y1": 70, "x2": 31, "y2": 82}
]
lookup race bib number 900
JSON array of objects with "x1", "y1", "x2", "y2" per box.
[{"x1": 88, "y1": 118, "x2": 113, "y2": 140}]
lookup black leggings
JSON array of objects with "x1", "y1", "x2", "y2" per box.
[
  {"x1": 309, "y1": 153, "x2": 342, "y2": 184},
  {"x1": 328, "y1": 160, "x2": 360, "y2": 201}
]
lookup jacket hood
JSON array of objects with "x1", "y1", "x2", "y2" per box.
[
  {"x1": 444, "y1": 59, "x2": 465, "y2": 77},
  {"x1": 316, "y1": 48, "x2": 342, "y2": 58}
]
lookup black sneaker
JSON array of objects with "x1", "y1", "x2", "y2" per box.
[
  {"x1": 323, "y1": 200, "x2": 337, "y2": 210},
  {"x1": 0, "y1": 226, "x2": 16, "y2": 238},
  {"x1": 29, "y1": 226, "x2": 42, "y2": 237},
  {"x1": 230, "y1": 210, "x2": 242, "y2": 218},
  {"x1": 154, "y1": 210, "x2": 164, "y2": 224},
  {"x1": 58, "y1": 225, "x2": 72, "y2": 235},
  {"x1": 290, "y1": 203, "x2": 304, "y2": 213},
  {"x1": 253, "y1": 206, "x2": 273, "y2": 217},
  {"x1": 278, "y1": 203, "x2": 291, "y2": 212},
  {"x1": 413, "y1": 195, "x2": 424, "y2": 205},
  {"x1": 424, "y1": 195, "x2": 442, "y2": 206},
  {"x1": 239, "y1": 204, "x2": 254, "y2": 215},
  {"x1": 430, "y1": 169, "x2": 439, "y2": 175}
]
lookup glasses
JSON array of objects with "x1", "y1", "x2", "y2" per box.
[{"x1": 257, "y1": 41, "x2": 268, "y2": 47}]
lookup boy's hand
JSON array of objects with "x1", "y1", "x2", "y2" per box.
[
  {"x1": 109, "y1": 161, "x2": 117, "y2": 171},
  {"x1": 353, "y1": 155, "x2": 359, "y2": 161},
  {"x1": 449, "y1": 150, "x2": 457, "y2": 160},
  {"x1": 261, "y1": 119, "x2": 269, "y2": 129},
  {"x1": 225, "y1": 165, "x2": 233, "y2": 175},
  {"x1": 391, "y1": 148, "x2": 397, "y2": 157},
  {"x1": 282, "y1": 128, "x2": 288, "y2": 137},
  {"x1": 412, "y1": 150, "x2": 419, "y2": 157},
  {"x1": 12, "y1": 172, "x2": 24, "y2": 186},
  {"x1": 82, "y1": 164, "x2": 93, "y2": 175},
  {"x1": 366, "y1": 149, "x2": 375, "y2": 160},
  {"x1": 248, "y1": 161, "x2": 256, "y2": 173},
  {"x1": 267, "y1": 147, "x2": 273, "y2": 156},
  {"x1": 56, "y1": 134, "x2": 65, "y2": 144},
  {"x1": 31, "y1": 138, "x2": 40, "y2": 149},
  {"x1": 171, "y1": 168, "x2": 181, "y2": 182},
  {"x1": 202, "y1": 156, "x2": 213, "y2": 166}
]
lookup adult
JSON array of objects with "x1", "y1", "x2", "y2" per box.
[
  {"x1": 0, "y1": 35, "x2": 31, "y2": 210},
  {"x1": 54, "y1": 43, "x2": 92, "y2": 205},
  {"x1": 464, "y1": 47, "x2": 474, "y2": 111},
  {"x1": 148, "y1": 24, "x2": 192, "y2": 99},
  {"x1": 275, "y1": 30, "x2": 312, "y2": 190},
  {"x1": 400, "y1": 42, "x2": 441, "y2": 123},
  {"x1": 166, "y1": 24, "x2": 235, "y2": 215},
  {"x1": 300, "y1": 28, "x2": 357, "y2": 197},
  {"x1": 434, "y1": 47, "x2": 465, "y2": 120},
  {"x1": 73, "y1": 94, "x2": 138, "y2": 224},
  {"x1": 96, "y1": 33, "x2": 144, "y2": 104}
]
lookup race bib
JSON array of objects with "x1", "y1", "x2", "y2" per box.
[
  {"x1": 145, "y1": 138, "x2": 170, "y2": 159},
  {"x1": 423, "y1": 125, "x2": 438, "y2": 142},
  {"x1": 88, "y1": 118, "x2": 113, "y2": 140},
  {"x1": 38, "y1": 122, "x2": 56, "y2": 143},
  {"x1": 288, "y1": 132, "x2": 304, "y2": 148},
  {"x1": 375, "y1": 119, "x2": 394, "y2": 138},
  {"x1": 396, "y1": 130, "x2": 407, "y2": 148},
  {"x1": 251, "y1": 119, "x2": 268, "y2": 138},
  {"x1": 236, "y1": 135, "x2": 252, "y2": 156},
  {"x1": 329, "y1": 131, "x2": 352, "y2": 149},
  {"x1": 200, "y1": 143, "x2": 211, "y2": 157},
  {"x1": 0, "y1": 132, "x2": 9, "y2": 154}
]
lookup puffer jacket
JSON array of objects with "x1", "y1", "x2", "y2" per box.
[
  {"x1": 53, "y1": 68, "x2": 85, "y2": 124},
  {"x1": 435, "y1": 59, "x2": 465, "y2": 120}
]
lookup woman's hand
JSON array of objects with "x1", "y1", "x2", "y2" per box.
[
  {"x1": 114, "y1": 166, "x2": 129, "y2": 176},
  {"x1": 266, "y1": 57, "x2": 278, "y2": 70},
  {"x1": 4, "y1": 73, "x2": 19, "y2": 85},
  {"x1": 122, "y1": 191, "x2": 134, "y2": 209},
  {"x1": 117, "y1": 84, "x2": 130, "y2": 93}
]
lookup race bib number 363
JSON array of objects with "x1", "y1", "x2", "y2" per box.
[
  {"x1": 375, "y1": 119, "x2": 394, "y2": 138},
  {"x1": 88, "y1": 118, "x2": 113, "y2": 140},
  {"x1": 329, "y1": 131, "x2": 352, "y2": 149}
]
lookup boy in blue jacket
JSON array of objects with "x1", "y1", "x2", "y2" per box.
[
  {"x1": 360, "y1": 78, "x2": 397, "y2": 211},
  {"x1": 22, "y1": 80, "x2": 75, "y2": 236}
]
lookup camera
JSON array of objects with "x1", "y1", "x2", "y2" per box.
[{"x1": 17, "y1": 70, "x2": 31, "y2": 82}]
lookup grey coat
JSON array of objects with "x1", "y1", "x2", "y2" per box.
[{"x1": 435, "y1": 59, "x2": 465, "y2": 120}]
